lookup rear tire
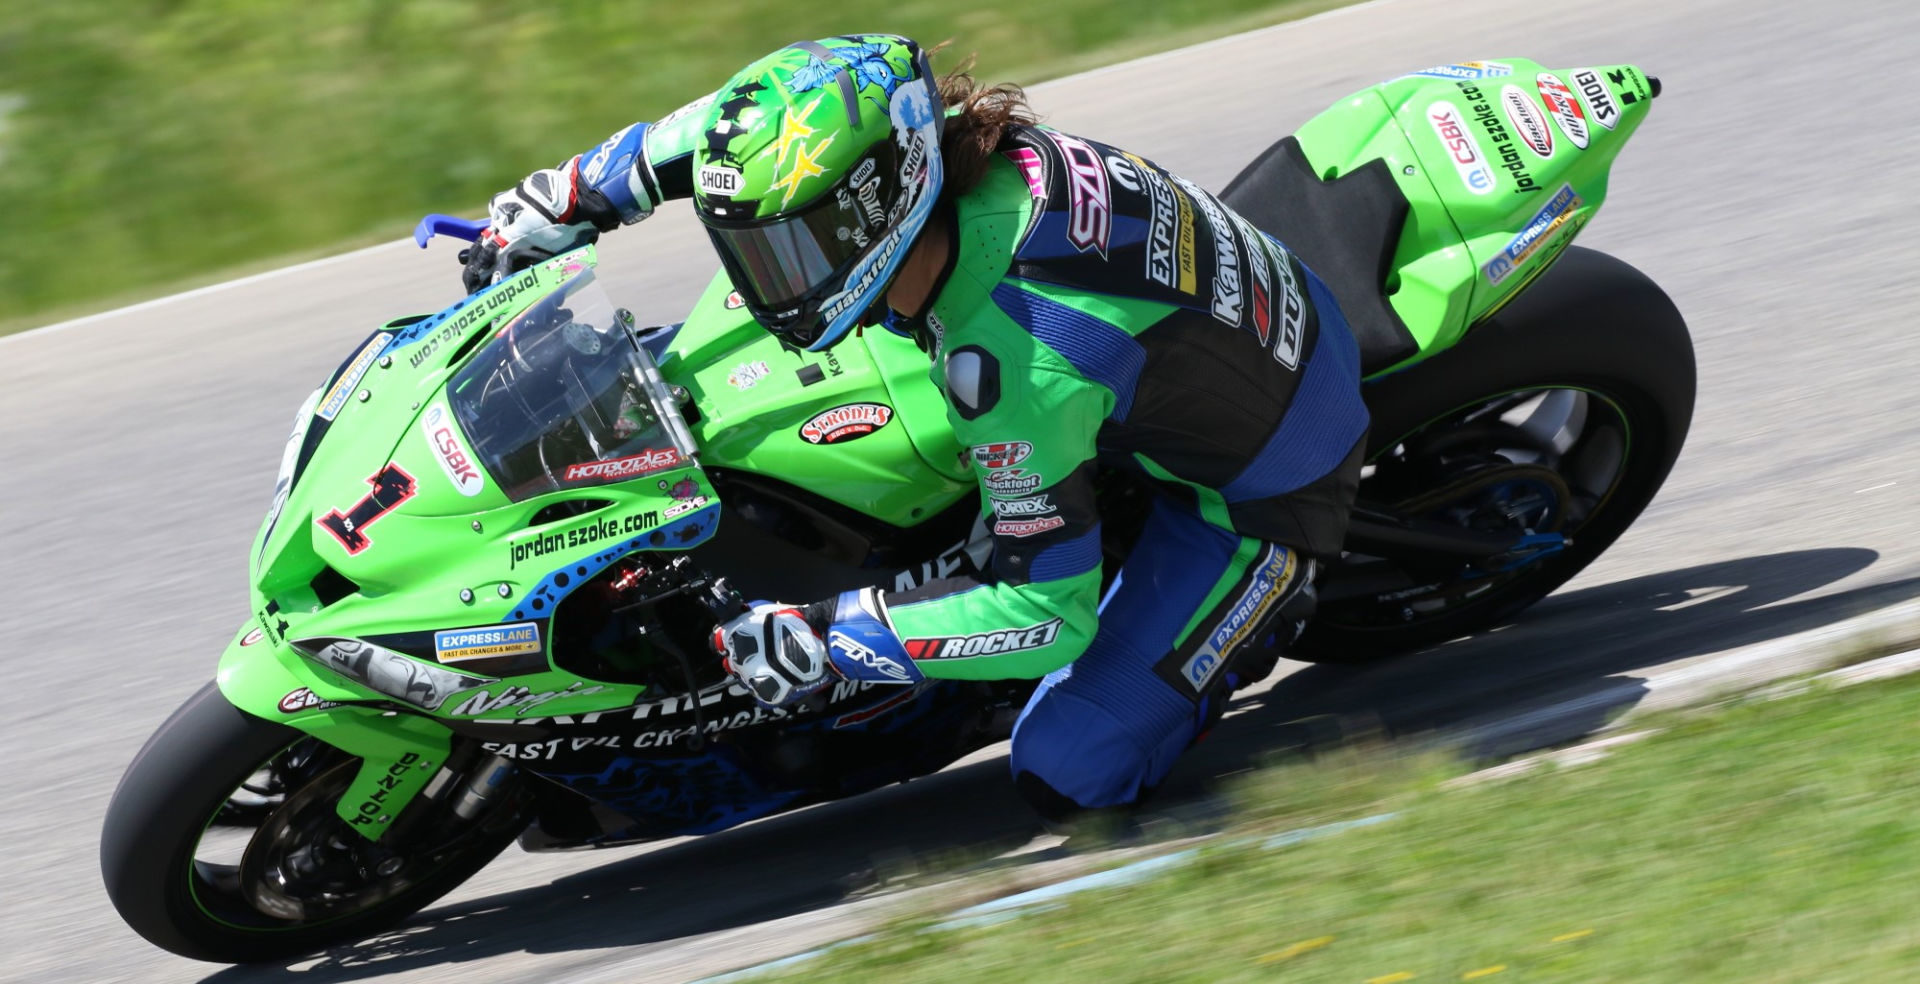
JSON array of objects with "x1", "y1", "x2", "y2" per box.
[
  {"x1": 1298, "y1": 247, "x2": 1695, "y2": 659},
  {"x1": 101, "y1": 682, "x2": 525, "y2": 963}
]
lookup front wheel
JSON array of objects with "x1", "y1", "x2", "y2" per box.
[
  {"x1": 100, "y1": 683, "x2": 530, "y2": 963},
  {"x1": 1298, "y1": 247, "x2": 1695, "y2": 659}
]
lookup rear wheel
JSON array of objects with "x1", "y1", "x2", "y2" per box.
[
  {"x1": 1297, "y1": 247, "x2": 1695, "y2": 660},
  {"x1": 101, "y1": 682, "x2": 530, "y2": 963}
]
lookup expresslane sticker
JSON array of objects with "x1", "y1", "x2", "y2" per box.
[{"x1": 434, "y1": 622, "x2": 542, "y2": 664}]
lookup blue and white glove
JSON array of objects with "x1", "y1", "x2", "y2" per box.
[
  {"x1": 714, "y1": 589, "x2": 924, "y2": 709},
  {"x1": 459, "y1": 123, "x2": 662, "y2": 294},
  {"x1": 714, "y1": 602, "x2": 836, "y2": 708}
]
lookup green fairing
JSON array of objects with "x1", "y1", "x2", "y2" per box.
[
  {"x1": 1292, "y1": 60, "x2": 1654, "y2": 369},
  {"x1": 214, "y1": 57, "x2": 1654, "y2": 839},
  {"x1": 666, "y1": 272, "x2": 973, "y2": 525}
]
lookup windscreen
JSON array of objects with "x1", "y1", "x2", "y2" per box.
[{"x1": 446, "y1": 271, "x2": 695, "y2": 502}]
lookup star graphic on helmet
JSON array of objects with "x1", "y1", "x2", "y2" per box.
[
  {"x1": 771, "y1": 96, "x2": 823, "y2": 168},
  {"x1": 772, "y1": 133, "x2": 835, "y2": 209}
]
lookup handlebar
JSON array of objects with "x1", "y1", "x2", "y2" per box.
[{"x1": 413, "y1": 214, "x2": 491, "y2": 248}]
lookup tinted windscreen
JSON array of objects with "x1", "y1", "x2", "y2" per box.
[{"x1": 446, "y1": 272, "x2": 691, "y2": 502}]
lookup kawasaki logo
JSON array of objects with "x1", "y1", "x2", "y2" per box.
[{"x1": 904, "y1": 619, "x2": 1063, "y2": 661}]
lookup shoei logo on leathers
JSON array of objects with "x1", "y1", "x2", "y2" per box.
[{"x1": 904, "y1": 619, "x2": 1063, "y2": 661}]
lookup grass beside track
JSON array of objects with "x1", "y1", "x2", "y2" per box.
[
  {"x1": 756, "y1": 673, "x2": 1920, "y2": 983},
  {"x1": 0, "y1": 0, "x2": 1354, "y2": 334}
]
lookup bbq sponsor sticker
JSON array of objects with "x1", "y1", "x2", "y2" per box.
[
  {"x1": 1535, "y1": 74, "x2": 1590, "y2": 150},
  {"x1": 434, "y1": 622, "x2": 543, "y2": 664},
  {"x1": 1501, "y1": 85, "x2": 1554, "y2": 158},
  {"x1": 563, "y1": 448, "x2": 683, "y2": 482},
  {"x1": 1427, "y1": 102, "x2": 1496, "y2": 195},
  {"x1": 798, "y1": 403, "x2": 893, "y2": 444}
]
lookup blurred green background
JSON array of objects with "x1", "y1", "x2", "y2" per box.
[{"x1": 0, "y1": 0, "x2": 1340, "y2": 329}]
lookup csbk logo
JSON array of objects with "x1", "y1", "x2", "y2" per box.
[
  {"x1": 799, "y1": 403, "x2": 894, "y2": 444},
  {"x1": 422, "y1": 404, "x2": 485, "y2": 496},
  {"x1": 1501, "y1": 85, "x2": 1555, "y2": 158},
  {"x1": 1427, "y1": 102, "x2": 1496, "y2": 195},
  {"x1": 971, "y1": 441, "x2": 1033, "y2": 469},
  {"x1": 904, "y1": 618, "x2": 1063, "y2": 661},
  {"x1": 1535, "y1": 74, "x2": 1591, "y2": 150}
]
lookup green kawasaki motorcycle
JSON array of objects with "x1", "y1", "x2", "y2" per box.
[{"x1": 102, "y1": 60, "x2": 1691, "y2": 962}]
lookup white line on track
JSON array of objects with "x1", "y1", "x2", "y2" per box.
[{"x1": 1, "y1": 0, "x2": 1406, "y2": 349}]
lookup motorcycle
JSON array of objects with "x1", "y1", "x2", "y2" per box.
[{"x1": 102, "y1": 59, "x2": 1691, "y2": 961}]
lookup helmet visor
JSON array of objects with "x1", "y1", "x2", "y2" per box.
[{"x1": 704, "y1": 188, "x2": 874, "y2": 314}]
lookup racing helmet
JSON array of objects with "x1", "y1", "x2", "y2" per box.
[{"x1": 692, "y1": 35, "x2": 944, "y2": 351}]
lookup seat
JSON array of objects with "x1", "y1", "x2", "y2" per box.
[{"x1": 1220, "y1": 136, "x2": 1418, "y2": 375}]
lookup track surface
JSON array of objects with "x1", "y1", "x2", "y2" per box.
[{"x1": 6, "y1": 0, "x2": 1920, "y2": 979}]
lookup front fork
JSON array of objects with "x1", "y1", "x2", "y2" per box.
[{"x1": 216, "y1": 622, "x2": 489, "y2": 841}]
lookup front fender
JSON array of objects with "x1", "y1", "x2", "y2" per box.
[{"x1": 216, "y1": 620, "x2": 453, "y2": 840}]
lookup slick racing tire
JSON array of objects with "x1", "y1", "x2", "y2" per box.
[
  {"x1": 1298, "y1": 247, "x2": 1695, "y2": 660},
  {"x1": 100, "y1": 682, "x2": 525, "y2": 963}
]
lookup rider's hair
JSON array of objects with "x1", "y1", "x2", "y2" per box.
[{"x1": 935, "y1": 52, "x2": 1040, "y2": 197}]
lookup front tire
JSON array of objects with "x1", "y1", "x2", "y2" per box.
[
  {"x1": 101, "y1": 683, "x2": 526, "y2": 963},
  {"x1": 1299, "y1": 247, "x2": 1695, "y2": 659}
]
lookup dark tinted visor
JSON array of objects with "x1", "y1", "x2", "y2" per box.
[{"x1": 705, "y1": 190, "x2": 873, "y2": 312}]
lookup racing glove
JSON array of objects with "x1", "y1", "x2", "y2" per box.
[
  {"x1": 714, "y1": 589, "x2": 924, "y2": 709},
  {"x1": 459, "y1": 123, "x2": 664, "y2": 293}
]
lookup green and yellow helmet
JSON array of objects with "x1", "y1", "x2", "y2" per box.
[{"x1": 693, "y1": 35, "x2": 943, "y2": 350}]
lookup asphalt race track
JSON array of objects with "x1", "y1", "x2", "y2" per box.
[{"x1": 5, "y1": 0, "x2": 1919, "y2": 979}]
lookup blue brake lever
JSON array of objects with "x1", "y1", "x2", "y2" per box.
[{"x1": 413, "y1": 214, "x2": 491, "y2": 248}]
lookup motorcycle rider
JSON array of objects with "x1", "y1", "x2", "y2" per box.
[{"x1": 460, "y1": 35, "x2": 1368, "y2": 821}]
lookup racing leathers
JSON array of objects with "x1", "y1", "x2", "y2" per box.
[{"x1": 530, "y1": 102, "x2": 1370, "y2": 816}]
